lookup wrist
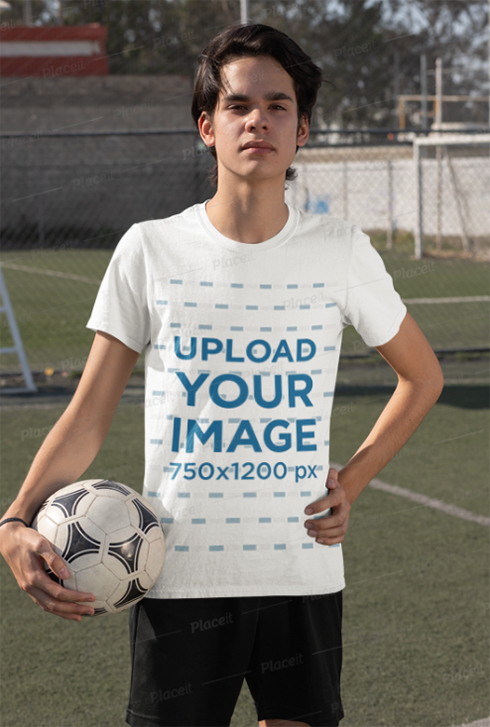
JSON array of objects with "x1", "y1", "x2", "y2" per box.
[
  {"x1": 1, "y1": 500, "x2": 33, "y2": 526},
  {"x1": 0, "y1": 520, "x2": 30, "y2": 557},
  {"x1": 0, "y1": 517, "x2": 30, "y2": 530}
]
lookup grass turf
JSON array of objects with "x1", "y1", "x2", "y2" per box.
[{"x1": 0, "y1": 361, "x2": 488, "y2": 726}]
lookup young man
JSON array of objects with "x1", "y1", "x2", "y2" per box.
[{"x1": 0, "y1": 23, "x2": 443, "y2": 727}]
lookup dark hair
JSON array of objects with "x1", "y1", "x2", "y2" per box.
[{"x1": 191, "y1": 22, "x2": 325, "y2": 187}]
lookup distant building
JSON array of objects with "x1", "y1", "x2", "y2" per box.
[{"x1": 0, "y1": 24, "x2": 108, "y2": 76}]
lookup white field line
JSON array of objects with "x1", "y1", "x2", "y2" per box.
[
  {"x1": 0, "y1": 262, "x2": 101, "y2": 285},
  {"x1": 330, "y1": 463, "x2": 490, "y2": 528},
  {"x1": 454, "y1": 719, "x2": 490, "y2": 727},
  {"x1": 403, "y1": 296, "x2": 490, "y2": 304}
]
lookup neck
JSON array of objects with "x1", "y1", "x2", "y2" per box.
[{"x1": 205, "y1": 175, "x2": 289, "y2": 244}]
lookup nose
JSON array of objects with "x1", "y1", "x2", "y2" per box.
[{"x1": 245, "y1": 106, "x2": 270, "y2": 132}]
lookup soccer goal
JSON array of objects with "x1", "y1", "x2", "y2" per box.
[{"x1": 413, "y1": 133, "x2": 490, "y2": 259}]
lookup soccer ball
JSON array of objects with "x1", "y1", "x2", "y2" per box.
[{"x1": 32, "y1": 479, "x2": 166, "y2": 616}]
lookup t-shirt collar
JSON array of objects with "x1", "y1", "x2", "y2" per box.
[{"x1": 196, "y1": 198, "x2": 298, "y2": 252}]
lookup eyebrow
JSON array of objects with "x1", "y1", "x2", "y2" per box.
[{"x1": 222, "y1": 91, "x2": 295, "y2": 104}]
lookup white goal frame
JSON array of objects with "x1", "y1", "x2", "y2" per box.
[
  {"x1": 0, "y1": 267, "x2": 37, "y2": 394},
  {"x1": 413, "y1": 134, "x2": 490, "y2": 259}
]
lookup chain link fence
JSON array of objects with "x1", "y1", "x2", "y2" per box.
[{"x1": 0, "y1": 128, "x2": 489, "y2": 380}]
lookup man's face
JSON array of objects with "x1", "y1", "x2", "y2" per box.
[{"x1": 199, "y1": 55, "x2": 309, "y2": 184}]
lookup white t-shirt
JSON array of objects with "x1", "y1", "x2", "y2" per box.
[{"x1": 87, "y1": 200, "x2": 407, "y2": 599}]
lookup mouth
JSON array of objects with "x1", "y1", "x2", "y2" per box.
[{"x1": 242, "y1": 141, "x2": 274, "y2": 153}]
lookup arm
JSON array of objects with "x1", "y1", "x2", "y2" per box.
[
  {"x1": 0, "y1": 331, "x2": 140, "y2": 621},
  {"x1": 304, "y1": 312, "x2": 444, "y2": 544}
]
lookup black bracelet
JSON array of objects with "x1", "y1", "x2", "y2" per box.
[{"x1": 0, "y1": 517, "x2": 29, "y2": 528}]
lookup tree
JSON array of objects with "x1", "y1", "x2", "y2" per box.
[{"x1": 382, "y1": 0, "x2": 489, "y2": 125}]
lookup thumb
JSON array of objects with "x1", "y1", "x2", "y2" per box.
[
  {"x1": 36, "y1": 537, "x2": 70, "y2": 580},
  {"x1": 326, "y1": 467, "x2": 339, "y2": 489}
]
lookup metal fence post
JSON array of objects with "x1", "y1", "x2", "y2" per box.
[
  {"x1": 387, "y1": 158, "x2": 394, "y2": 249},
  {"x1": 342, "y1": 160, "x2": 348, "y2": 220},
  {"x1": 414, "y1": 138, "x2": 423, "y2": 259}
]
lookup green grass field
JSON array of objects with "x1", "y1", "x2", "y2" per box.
[
  {"x1": 1, "y1": 354, "x2": 488, "y2": 727},
  {"x1": 0, "y1": 245, "x2": 489, "y2": 374},
  {"x1": 0, "y1": 238, "x2": 489, "y2": 725}
]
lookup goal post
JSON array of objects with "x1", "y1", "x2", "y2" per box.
[
  {"x1": 0, "y1": 267, "x2": 37, "y2": 394},
  {"x1": 414, "y1": 133, "x2": 490, "y2": 259}
]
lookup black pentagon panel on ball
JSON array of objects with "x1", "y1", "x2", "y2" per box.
[
  {"x1": 61, "y1": 521, "x2": 102, "y2": 564},
  {"x1": 93, "y1": 481, "x2": 131, "y2": 496},
  {"x1": 107, "y1": 533, "x2": 143, "y2": 574},
  {"x1": 51, "y1": 488, "x2": 91, "y2": 518},
  {"x1": 113, "y1": 578, "x2": 147, "y2": 610},
  {"x1": 133, "y1": 497, "x2": 160, "y2": 534}
]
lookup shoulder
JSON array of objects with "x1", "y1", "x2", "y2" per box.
[
  {"x1": 292, "y1": 209, "x2": 365, "y2": 267},
  {"x1": 116, "y1": 204, "x2": 200, "y2": 263},
  {"x1": 135, "y1": 202, "x2": 200, "y2": 239}
]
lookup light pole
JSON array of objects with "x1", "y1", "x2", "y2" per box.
[
  {"x1": 24, "y1": 0, "x2": 32, "y2": 25},
  {"x1": 240, "y1": 0, "x2": 249, "y2": 24},
  {"x1": 420, "y1": 53, "x2": 428, "y2": 130},
  {"x1": 435, "y1": 57, "x2": 443, "y2": 127}
]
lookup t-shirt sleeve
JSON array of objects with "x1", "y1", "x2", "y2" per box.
[
  {"x1": 86, "y1": 223, "x2": 150, "y2": 353},
  {"x1": 340, "y1": 227, "x2": 407, "y2": 347}
]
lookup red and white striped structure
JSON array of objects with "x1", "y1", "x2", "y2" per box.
[{"x1": 0, "y1": 24, "x2": 108, "y2": 76}]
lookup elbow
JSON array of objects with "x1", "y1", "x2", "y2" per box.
[
  {"x1": 424, "y1": 360, "x2": 445, "y2": 405},
  {"x1": 433, "y1": 359, "x2": 445, "y2": 400},
  {"x1": 432, "y1": 377, "x2": 444, "y2": 407},
  {"x1": 400, "y1": 360, "x2": 444, "y2": 406}
]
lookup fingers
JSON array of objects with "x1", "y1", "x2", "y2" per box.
[
  {"x1": 34, "y1": 568, "x2": 95, "y2": 604},
  {"x1": 33, "y1": 535, "x2": 69, "y2": 579},
  {"x1": 22, "y1": 570, "x2": 96, "y2": 620},
  {"x1": 304, "y1": 473, "x2": 350, "y2": 545},
  {"x1": 35, "y1": 536, "x2": 95, "y2": 597},
  {"x1": 304, "y1": 475, "x2": 344, "y2": 516},
  {"x1": 15, "y1": 531, "x2": 96, "y2": 619},
  {"x1": 304, "y1": 511, "x2": 350, "y2": 545},
  {"x1": 26, "y1": 583, "x2": 96, "y2": 622}
]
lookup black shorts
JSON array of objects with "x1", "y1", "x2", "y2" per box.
[{"x1": 126, "y1": 592, "x2": 343, "y2": 727}]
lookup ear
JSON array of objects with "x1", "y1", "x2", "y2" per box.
[
  {"x1": 296, "y1": 113, "x2": 309, "y2": 148},
  {"x1": 198, "y1": 111, "x2": 215, "y2": 148}
]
